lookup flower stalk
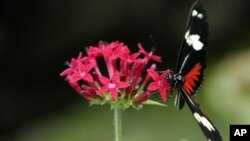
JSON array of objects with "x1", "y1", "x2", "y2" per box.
[{"x1": 114, "y1": 107, "x2": 122, "y2": 141}]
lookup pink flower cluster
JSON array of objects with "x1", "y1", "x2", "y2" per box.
[{"x1": 60, "y1": 41, "x2": 171, "y2": 106}]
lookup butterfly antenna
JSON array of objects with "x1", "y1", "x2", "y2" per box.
[{"x1": 149, "y1": 35, "x2": 160, "y2": 54}]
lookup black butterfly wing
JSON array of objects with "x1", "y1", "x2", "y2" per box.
[
  {"x1": 179, "y1": 87, "x2": 222, "y2": 141},
  {"x1": 175, "y1": 1, "x2": 222, "y2": 140},
  {"x1": 175, "y1": 0, "x2": 208, "y2": 109}
]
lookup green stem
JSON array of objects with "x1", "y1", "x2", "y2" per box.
[{"x1": 114, "y1": 107, "x2": 122, "y2": 141}]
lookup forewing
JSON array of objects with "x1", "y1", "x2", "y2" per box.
[
  {"x1": 177, "y1": 0, "x2": 208, "y2": 72},
  {"x1": 175, "y1": 1, "x2": 208, "y2": 109}
]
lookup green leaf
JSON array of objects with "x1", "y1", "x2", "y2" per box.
[{"x1": 143, "y1": 99, "x2": 167, "y2": 107}]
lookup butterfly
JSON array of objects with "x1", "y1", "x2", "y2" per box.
[{"x1": 165, "y1": 1, "x2": 223, "y2": 141}]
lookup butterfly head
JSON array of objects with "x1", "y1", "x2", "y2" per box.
[{"x1": 166, "y1": 71, "x2": 184, "y2": 88}]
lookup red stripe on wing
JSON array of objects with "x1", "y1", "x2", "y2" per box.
[{"x1": 183, "y1": 63, "x2": 203, "y2": 95}]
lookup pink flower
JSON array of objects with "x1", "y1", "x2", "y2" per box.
[
  {"x1": 69, "y1": 63, "x2": 94, "y2": 83},
  {"x1": 138, "y1": 43, "x2": 161, "y2": 62},
  {"x1": 147, "y1": 69, "x2": 172, "y2": 102},
  {"x1": 60, "y1": 41, "x2": 170, "y2": 108},
  {"x1": 98, "y1": 71, "x2": 130, "y2": 99},
  {"x1": 60, "y1": 52, "x2": 83, "y2": 77}
]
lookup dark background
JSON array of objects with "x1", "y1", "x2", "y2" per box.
[{"x1": 1, "y1": 0, "x2": 250, "y2": 141}]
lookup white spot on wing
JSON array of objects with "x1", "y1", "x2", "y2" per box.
[
  {"x1": 194, "y1": 112, "x2": 216, "y2": 132},
  {"x1": 185, "y1": 29, "x2": 204, "y2": 51},
  {"x1": 192, "y1": 9, "x2": 203, "y2": 19},
  {"x1": 192, "y1": 10, "x2": 198, "y2": 17},
  {"x1": 198, "y1": 13, "x2": 204, "y2": 19}
]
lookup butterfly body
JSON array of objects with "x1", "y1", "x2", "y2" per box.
[{"x1": 166, "y1": 71, "x2": 184, "y2": 88}]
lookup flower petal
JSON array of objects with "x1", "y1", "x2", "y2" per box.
[
  {"x1": 60, "y1": 68, "x2": 73, "y2": 76},
  {"x1": 161, "y1": 69, "x2": 171, "y2": 78},
  {"x1": 150, "y1": 54, "x2": 162, "y2": 62},
  {"x1": 98, "y1": 86, "x2": 108, "y2": 95},
  {"x1": 110, "y1": 89, "x2": 118, "y2": 100},
  {"x1": 116, "y1": 81, "x2": 130, "y2": 88},
  {"x1": 159, "y1": 89, "x2": 167, "y2": 102},
  {"x1": 112, "y1": 71, "x2": 120, "y2": 82},
  {"x1": 134, "y1": 91, "x2": 151, "y2": 104},
  {"x1": 147, "y1": 70, "x2": 160, "y2": 81},
  {"x1": 76, "y1": 62, "x2": 86, "y2": 72},
  {"x1": 77, "y1": 52, "x2": 83, "y2": 59},
  {"x1": 147, "y1": 82, "x2": 159, "y2": 91},
  {"x1": 85, "y1": 63, "x2": 95, "y2": 72},
  {"x1": 83, "y1": 73, "x2": 93, "y2": 82},
  {"x1": 69, "y1": 73, "x2": 81, "y2": 83},
  {"x1": 98, "y1": 75, "x2": 110, "y2": 84}
]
